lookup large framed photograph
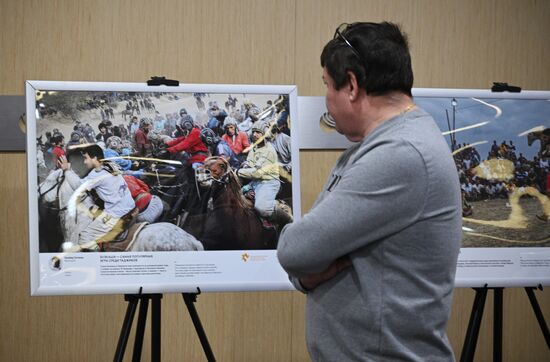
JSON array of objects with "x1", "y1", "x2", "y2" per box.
[
  {"x1": 26, "y1": 81, "x2": 300, "y2": 295},
  {"x1": 299, "y1": 89, "x2": 550, "y2": 287}
]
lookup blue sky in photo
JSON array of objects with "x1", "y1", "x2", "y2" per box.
[{"x1": 416, "y1": 97, "x2": 550, "y2": 160}]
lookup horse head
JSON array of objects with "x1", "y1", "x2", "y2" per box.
[
  {"x1": 193, "y1": 156, "x2": 275, "y2": 250},
  {"x1": 39, "y1": 169, "x2": 71, "y2": 207},
  {"x1": 39, "y1": 169, "x2": 97, "y2": 249},
  {"x1": 202, "y1": 156, "x2": 252, "y2": 211},
  {"x1": 203, "y1": 156, "x2": 230, "y2": 182},
  {"x1": 38, "y1": 169, "x2": 89, "y2": 251}
]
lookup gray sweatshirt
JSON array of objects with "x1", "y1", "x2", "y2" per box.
[{"x1": 278, "y1": 107, "x2": 462, "y2": 361}]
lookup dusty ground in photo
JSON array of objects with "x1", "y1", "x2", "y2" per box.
[{"x1": 463, "y1": 196, "x2": 550, "y2": 247}]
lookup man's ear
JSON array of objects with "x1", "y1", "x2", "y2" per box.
[{"x1": 346, "y1": 71, "x2": 360, "y2": 101}]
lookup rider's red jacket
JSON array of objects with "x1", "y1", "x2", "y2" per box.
[
  {"x1": 166, "y1": 127, "x2": 208, "y2": 165},
  {"x1": 122, "y1": 175, "x2": 152, "y2": 212}
]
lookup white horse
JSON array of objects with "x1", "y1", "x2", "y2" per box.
[{"x1": 38, "y1": 168, "x2": 204, "y2": 252}]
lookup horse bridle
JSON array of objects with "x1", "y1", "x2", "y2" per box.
[
  {"x1": 38, "y1": 170, "x2": 68, "y2": 212},
  {"x1": 200, "y1": 156, "x2": 231, "y2": 185}
]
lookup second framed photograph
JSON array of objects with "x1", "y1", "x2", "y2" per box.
[{"x1": 298, "y1": 88, "x2": 550, "y2": 288}]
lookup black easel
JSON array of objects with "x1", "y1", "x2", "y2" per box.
[
  {"x1": 460, "y1": 284, "x2": 550, "y2": 362},
  {"x1": 113, "y1": 76, "x2": 215, "y2": 361},
  {"x1": 114, "y1": 287, "x2": 216, "y2": 362}
]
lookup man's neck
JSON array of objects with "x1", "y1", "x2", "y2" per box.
[{"x1": 361, "y1": 92, "x2": 415, "y2": 137}]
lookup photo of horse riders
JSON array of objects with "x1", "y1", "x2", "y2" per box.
[{"x1": 35, "y1": 90, "x2": 295, "y2": 253}]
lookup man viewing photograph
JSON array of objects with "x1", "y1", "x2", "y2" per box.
[{"x1": 277, "y1": 22, "x2": 462, "y2": 361}]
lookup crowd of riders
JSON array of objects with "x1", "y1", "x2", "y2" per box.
[{"x1": 38, "y1": 93, "x2": 293, "y2": 230}]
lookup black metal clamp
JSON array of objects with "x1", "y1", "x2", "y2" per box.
[
  {"x1": 491, "y1": 82, "x2": 521, "y2": 93},
  {"x1": 147, "y1": 76, "x2": 180, "y2": 87}
]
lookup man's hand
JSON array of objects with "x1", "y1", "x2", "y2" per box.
[
  {"x1": 57, "y1": 155, "x2": 70, "y2": 171},
  {"x1": 299, "y1": 256, "x2": 352, "y2": 291}
]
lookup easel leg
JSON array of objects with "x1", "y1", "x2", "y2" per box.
[
  {"x1": 114, "y1": 295, "x2": 140, "y2": 362},
  {"x1": 151, "y1": 294, "x2": 162, "y2": 362},
  {"x1": 182, "y1": 293, "x2": 216, "y2": 362},
  {"x1": 132, "y1": 297, "x2": 149, "y2": 362},
  {"x1": 525, "y1": 287, "x2": 550, "y2": 350},
  {"x1": 493, "y1": 288, "x2": 503, "y2": 362},
  {"x1": 460, "y1": 286, "x2": 488, "y2": 362}
]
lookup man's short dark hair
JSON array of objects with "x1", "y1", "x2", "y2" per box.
[
  {"x1": 82, "y1": 144, "x2": 104, "y2": 161},
  {"x1": 321, "y1": 22, "x2": 413, "y2": 97}
]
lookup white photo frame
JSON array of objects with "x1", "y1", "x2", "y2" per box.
[{"x1": 26, "y1": 81, "x2": 300, "y2": 295}]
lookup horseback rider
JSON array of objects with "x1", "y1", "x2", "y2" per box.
[
  {"x1": 153, "y1": 114, "x2": 166, "y2": 134},
  {"x1": 164, "y1": 117, "x2": 208, "y2": 168},
  {"x1": 122, "y1": 174, "x2": 164, "y2": 223},
  {"x1": 238, "y1": 103, "x2": 261, "y2": 135},
  {"x1": 173, "y1": 111, "x2": 194, "y2": 137},
  {"x1": 200, "y1": 127, "x2": 240, "y2": 169},
  {"x1": 268, "y1": 123, "x2": 292, "y2": 174},
  {"x1": 160, "y1": 118, "x2": 209, "y2": 224},
  {"x1": 129, "y1": 116, "x2": 139, "y2": 136},
  {"x1": 116, "y1": 122, "x2": 129, "y2": 140},
  {"x1": 97, "y1": 121, "x2": 112, "y2": 143},
  {"x1": 65, "y1": 131, "x2": 85, "y2": 152},
  {"x1": 48, "y1": 134, "x2": 66, "y2": 170},
  {"x1": 221, "y1": 116, "x2": 250, "y2": 162},
  {"x1": 164, "y1": 113, "x2": 177, "y2": 136},
  {"x1": 274, "y1": 96, "x2": 291, "y2": 136},
  {"x1": 82, "y1": 123, "x2": 96, "y2": 143},
  {"x1": 134, "y1": 118, "x2": 153, "y2": 156},
  {"x1": 206, "y1": 102, "x2": 227, "y2": 136},
  {"x1": 57, "y1": 144, "x2": 136, "y2": 251},
  {"x1": 104, "y1": 136, "x2": 133, "y2": 171},
  {"x1": 237, "y1": 121, "x2": 292, "y2": 226}
]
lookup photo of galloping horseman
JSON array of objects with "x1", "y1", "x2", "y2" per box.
[{"x1": 35, "y1": 90, "x2": 295, "y2": 253}]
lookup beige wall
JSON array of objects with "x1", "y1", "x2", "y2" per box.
[{"x1": 1, "y1": 0, "x2": 549, "y2": 361}]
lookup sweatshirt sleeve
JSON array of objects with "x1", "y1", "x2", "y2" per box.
[
  {"x1": 135, "y1": 131, "x2": 147, "y2": 145},
  {"x1": 277, "y1": 139, "x2": 428, "y2": 277},
  {"x1": 166, "y1": 136, "x2": 184, "y2": 148},
  {"x1": 239, "y1": 132, "x2": 250, "y2": 149},
  {"x1": 168, "y1": 138, "x2": 190, "y2": 153},
  {"x1": 168, "y1": 130, "x2": 200, "y2": 153},
  {"x1": 115, "y1": 155, "x2": 133, "y2": 171}
]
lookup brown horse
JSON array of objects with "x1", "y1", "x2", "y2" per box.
[{"x1": 196, "y1": 157, "x2": 278, "y2": 250}]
